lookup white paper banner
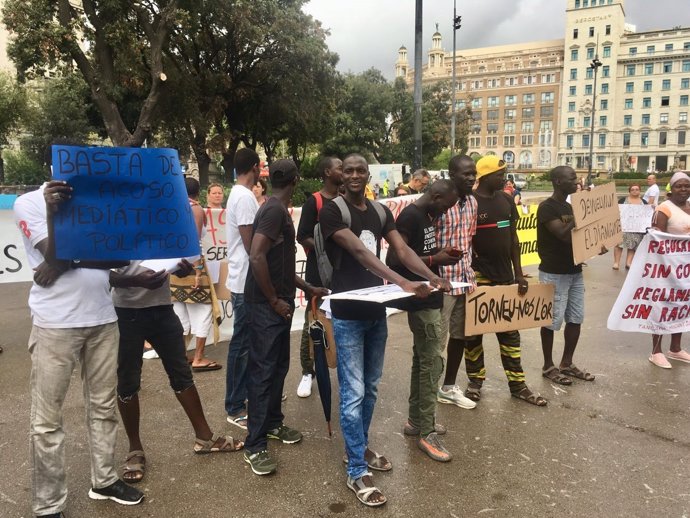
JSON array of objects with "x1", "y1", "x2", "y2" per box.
[
  {"x1": 619, "y1": 204, "x2": 654, "y2": 234},
  {"x1": 607, "y1": 230, "x2": 690, "y2": 334}
]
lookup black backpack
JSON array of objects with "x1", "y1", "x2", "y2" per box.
[{"x1": 313, "y1": 196, "x2": 386, "y2": 289}]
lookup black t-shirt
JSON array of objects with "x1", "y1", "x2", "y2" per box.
[
  {"x1": 319, "y1": 197, "x2": 396, "y2": 320},
  {"x1": 472, "y1": 191, "x2": 518, "y2": 283},
  {"x1": 385, "y1": 203, "x2": 442, "y2": 311},
  {"x1": 537, "y1": 197, "x2": 582, "y2": 274},
  {"x1": 296, "y1": 192, "x2": 333, "y2": 287},
  {"x1": 244, "y1": 197, "x2": 297, "y2": 304}
]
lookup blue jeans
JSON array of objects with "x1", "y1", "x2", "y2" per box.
[
  {"x1": 539, "y1": 271, "x2": 585, "y2": 331},
  {"x1": 225, "y1": 293, "x2": 250, "y2": 416},
  {"x1": 333, "y1": 318, "x2": 388, "y2": 480}
]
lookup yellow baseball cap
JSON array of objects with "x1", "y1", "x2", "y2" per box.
[{"x1": 476, "y1": 156, "x2": 507, "y2": 181}]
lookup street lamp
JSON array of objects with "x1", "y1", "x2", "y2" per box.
[
  {"x1": 587, "y1": 55, "x2": 602, "y2": 186},
  {"x1": 449, "y1": 2, "x2": 462, "y2": 157}
]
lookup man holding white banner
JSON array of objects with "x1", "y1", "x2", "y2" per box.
[{"x1": 608, "y1": 172, "x2": 690, "y2": 368}]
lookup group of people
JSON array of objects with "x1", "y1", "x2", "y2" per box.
[{"x1": 16, "y1": 140, "x2": 690, "y2": 515}]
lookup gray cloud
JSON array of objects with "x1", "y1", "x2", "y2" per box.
[{"x1": 302, "y1": 0, "x2": 688, "y2": 79}]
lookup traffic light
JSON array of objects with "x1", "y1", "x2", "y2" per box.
[{"x1": 453, "y1": 15, "x2": 462, "y2": 30}]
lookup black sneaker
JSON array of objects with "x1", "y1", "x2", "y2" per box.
[
  {"x1": 88, "y1": 480, "x2": 144, "y2": 506},
  {"x1": 267, "y1": 424, "x2": 302, "y2": 444}
]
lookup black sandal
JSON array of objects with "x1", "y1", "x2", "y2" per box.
[
  {"x1": 512, "y1": 387, "x2": 547, "y2": 406},
  {"x1": 542, "y1": 366, "x2": 572, "y2": 385}
]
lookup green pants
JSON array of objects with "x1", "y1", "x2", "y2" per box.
[{"x1": 407, "y1": 308, "x2": 445, "y2": 437}]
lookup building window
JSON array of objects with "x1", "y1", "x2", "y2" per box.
[
  {"x1": 589, "y1": 27, "x2": 594, "y2": 37},
  {"x1": 541, "y1": 92, "x2": 554, "y2": 104},
  {"x1": 583, "y1": 0, "x2": 588, "y2": 5},
  {"x1": 587, "y1": 47, "x2": 594, "y2": 60},
  {"x1": 567, "y1": 117, "x2": 575, "y2": 128},
  {"x1": 642, "y1": 97, "x2": 651, "y2": 108},
  {"x1": 626, "y1": 64, "x2": 636, "y2": 76},
  {"x1": 487, "y1": 123, "x2": 498, "y2": 133},
  {"x1": 641, "y1": 132, "x2": 649, "y2": 146},
  {"x1": 681, "y1": 112, "x2": 688, "y2": 123},
  {"x1": 685, "y1": 42, "x2": 690, "y2": 50},
  {"x1": 582, "y1": 134, "x2": 590, "y2": 147},
  {"x1": 486, "y1": 136, "x2": 497, "y2": 147},
  {"x1": 661, "y1": 96, "x2": 670, "y2": 106},
  {"x1": 472, "y1": 111, "x2": 482, "y2": 121},
  {"x1": 504, "y1": 122, "x2": 516, "y2": 134},
  {"x1": 585, "y1": 84, "x2": 593, "y2": 95},
  {"x1": 663, "y1": 62, "x2": 673, "y2": 73},
  {"x1": 683, "y1": 60, "x2": 690, "y2": 72},
  {"x1": 586, "y1": 68, "x2": 594, "y2": 79},
  {"x1": 605, "y1": 24, "x2": 611, "y2": 35},
  {"x1": 659, "y1": 131, "x2": 667, "y2": 146},
  {"x1": 503, "y1": 136, "x2": 515, "y2": 146},
  {"x1": 625, "y1": 82, "x2": 634, "y2": 93},
  {"x1": 570, "y1": 68, "x2": 577, "y2": 80},
  {"x1": 571, "y1": 49, "x2": 579, "y2": 61},
  {"x1": 523, "y1": 93, "x2": 535, "y2": 104},
  {"x1": 623, "y1": 115, "x2": 632, "y2": 125},
  {"x1": 568, "y1": 101, "x2": 576, "y2": 112},
  {"x1": 644, "y1": 81, "x2": 653, "y2": 92},
  {"x1": 647, "y1": 45, "x2": 655, "y2": 55},
  {"x1": 601, "y1": 83, "x2": 609, "y2": 94},
  {"x1": 665, "y1": 43, "x2": 674, "y2": 53},
  {"x1": 599, "y1": 133, "x2": 606, "y2": 147},
  {"x1": 487, "y1": 109, "x2": 499, "y2": 120},
  {"x1": 488, "y1": 96, "x2": 499, "y2": 107},
  {"x1": 629, "y1": 47, "x2": 637, "y2": 56},
  {"x1": 624, "y1": 98, "x2": 633, "y2": 109},
  {"x1": 600, "y1": 99, "x2": 608, "y2": 110},
  {"x1": 575, "y1": 0, "x2": 580, "y2": 7},
  {"x1": 584, "y1": 116, "x2": 591, "y2": 127},
  {"x1": 569, "y1": 86, "x2": 577, "y2": 95},
  {"x1": 641, "y1": 114, "x2": 650, "y2": 125},
  {"x1": 602, "y1": 65, "x2": 610, "y2": 77},
  {"x1": 603, "y1": 46, "x2": 611, "y2": 58},
  {"x1": 679, "y1": 130, "x2": 686, "y2": 145},
  {"x1": 681, "y1": 95, "x2": 689, "y2": 106},
  {"x1": 566, "y1": 135, "x2": 574, "y2": 148},
  {"x1": 644, "y1": 63, "x2": 654, "y2": 75},
  {"x1": 573, "y1": 28, "x2": 579, "y2": 39},
  {"x1": 540, "y1": 106, "x2": 554, "y2": 118},
  {"x1": 521, "y1": 134, "x2": 534, "y2": 146},
  {"x1": 623, "y1": 133, "x2": 631, "y2": 147},
  {"x1": 660, "y1": 113, "x2": 669, "y2": 123},
  {"x1": 599, "y1": 115, "x2": 607, "y2": 127},
  {"x1": 682, "y1": 78, "x2": 690, "y2": 89},
  {"x1": 522, "y1": 107, "x2": 535, "y2": 119},
  {"x1": 472, "y1": 98, "x2": 483, "y2": 108},
  {"x1": 504, "y1": 109, "x2": 516, "y2": 119},
  {"x1": 505, "y1": 95, "x2": 517, "y2": 106},
  {"x1": 522, "y1": 121, "x2": 534, "y2": 132}
]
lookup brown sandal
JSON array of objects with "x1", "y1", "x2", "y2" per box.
[
  {"x1": 194, "y1": 433, "x2": 243, "y2": 454},
  {"x1": 559, "y1": 364, "x2": 595, "y2": 381},
  {"x1": 512, "y1": 387, "x2": 548, "y2": 407},
  {"x1": 122, "y1": 450, "x2": 146, "y2": 483},
  {"x1": 542, "y1": 366, "x2": 572, "y2": 385}
]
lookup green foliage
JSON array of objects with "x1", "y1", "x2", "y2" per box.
[
  {"x1": 430, "y1": 149, "x2": 451, "y2": 170},
  {"x1": 292, "y1": 178, "x2": 322, "y2": 207},
  {"x1": 612, "y1": 172, "x2": 649, "y2": 179},
  {"x1": 3, "y1": 149, "x2": 47, "y2": 185},
  {"x1": 0, "y1": 72, "x2": 27, "y2": 147}
]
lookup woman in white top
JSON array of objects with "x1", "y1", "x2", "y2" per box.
[
  {"x1": 648, "y1": 172, "x2": 690, "y2": 368},
  {"x1": 613, "y1": 184, "x2": 646, "y2": 270}
]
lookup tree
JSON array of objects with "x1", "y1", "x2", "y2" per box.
[
  {"x1": 0, "y1": 72, "x2": 27, "y2": 181},
  {"x1": 3, "y1": 0, "x2": 187, "y2": 147}
]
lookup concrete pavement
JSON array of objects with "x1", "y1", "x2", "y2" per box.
[{"x1": 1, "y1": 254, "x2": 689, "y2": 517}]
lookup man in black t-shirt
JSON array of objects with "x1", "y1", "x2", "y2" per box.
[
  {"x1": 468, "y1": 156, "x2": 547, "y2": 406},
  {"x1": 538, "y1": 166, "x2": 596, "y2": 385},
  {"x1": 295, "y1": 156, "x2": 343, "y2": 398},
  {"x1": 319, "y1": 153, "x2": 450, "y2": 507},
  {"x1": 243, "y1": 160, "x2": 327, "y2": 476},
  {"x1": 386, "y1": 179, "x2": 459, "y2": 462}
]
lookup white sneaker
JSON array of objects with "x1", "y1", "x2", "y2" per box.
[
  {"x1": 142, "y1": 349, "x2": 159, "y2": 360},
  {"x1": 437, "y1": 385, "x2": 477, "y2": 409},
  {"x1": 297, "y1": 374, "x2": 313, "y2": 398}
]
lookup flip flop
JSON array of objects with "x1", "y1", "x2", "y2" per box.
[
  {"x1": 559, "y1": 364, "x2": 595, "y2": 381},
  {"x1": 542, "y1": 366, "x2": 572, "y2": 385},
  {"x1": 192, "y1": 361, "x2": 222, "y2": 372},
  {"x1": 122, "y1": 450, "x2": 146, "y2": 483}
]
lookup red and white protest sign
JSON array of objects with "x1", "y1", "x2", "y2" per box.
[{"x1": 607, "y1": 230, "x2": 690, "y2": 334}]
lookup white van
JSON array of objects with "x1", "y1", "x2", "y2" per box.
[{"x1": 506, "y1": 172, "x2": 527, "y2": 189}]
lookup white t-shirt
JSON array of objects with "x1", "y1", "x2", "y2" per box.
[
  {"x1": 225, "y1": 184, "x2": 259, "y2": 293},
  {"x1": 13, "y1": 186, "x2": 117, "y2": 328},
  {"x1": 643, "y1": 184, "x2": 660, "y2": 205}
]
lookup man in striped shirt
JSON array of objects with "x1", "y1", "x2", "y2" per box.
[{"x1": 435, "y1": 155, "x2": 479, "y2": 410}]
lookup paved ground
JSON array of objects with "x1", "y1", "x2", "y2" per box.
[{"x1": 1, "y1": 254, "x2": 690, "y2": 518}]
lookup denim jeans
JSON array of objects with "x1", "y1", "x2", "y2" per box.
[
  {"x1": 333, "y1": 317, "x2": 388, "y2": 480},
  {"x1": 407, "y1": 309, "x2": 444, "y2": 437},
  {"x1": 225, "y1": 293, "x2": 250, "y2": 416},
  {"x1": 245, "y1": 302, "x2": 292, "y2": 453},
  {"x1": 29, "y1": 323, "x2": 120, "y2": 516},
  {"x1": 539, "y1": 271, "x2": 585, "y2": 331}
]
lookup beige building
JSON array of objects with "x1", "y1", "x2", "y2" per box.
[
  {"x1": 0, "y1": 0, "x2": 14, "y2": 73},
  {"x1": 397, "y1": 0, "x2": 689, "y2": 173}
]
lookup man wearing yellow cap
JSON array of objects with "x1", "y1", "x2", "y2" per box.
[{"x1": 462, "y1": 156, "x2": 547, "y2": 406}]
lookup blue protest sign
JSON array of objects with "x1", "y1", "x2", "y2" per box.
[{"x1": 51, "y1": 145, "x2": 201, "y2": 260}]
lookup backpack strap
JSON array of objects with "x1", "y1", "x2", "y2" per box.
[
  {"x1": 368, "y1": 199, "x2": 387, "y2": 230},
  {"x1": 313, "y1": 191, "x2": 323, "y2": 218}
]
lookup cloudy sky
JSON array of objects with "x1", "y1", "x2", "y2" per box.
[{"x1": 302, "y1": 0, "x2": 688, "y2": 79}]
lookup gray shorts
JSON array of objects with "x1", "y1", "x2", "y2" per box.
[
  {"x1": 441, "y1": 293, "x2": 470, "y2": 340},
  {"x1": 539, "y1": 271, "x2": 585, "y2": 331}
]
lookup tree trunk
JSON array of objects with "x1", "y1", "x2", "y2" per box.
[
  {"x1": 192, "y1": 130, "x2": 211, "y2": 187},
  {"x1": 222, "y1": 138, "x2": 241, "y2": 183}
]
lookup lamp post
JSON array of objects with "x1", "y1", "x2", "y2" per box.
[
  {"x1": 587, "y1": 55, "x2": 602, "y2": 186},
  {"x1": 413, "y1": 0, "x2": 423, "y2": 170},
  {"x1": 449, "y1": 2, "x2": 462, "y2": 157}
]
